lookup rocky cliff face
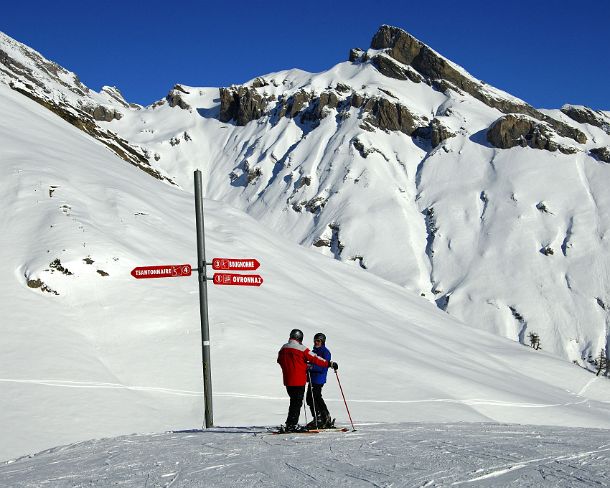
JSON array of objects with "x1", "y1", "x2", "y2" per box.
[
  {"x1": 218, "y1": 81, "x2": 428, "y2": 136},
  {"x1": 219, "y1": 86, "x2": 267, "y2": 125}
]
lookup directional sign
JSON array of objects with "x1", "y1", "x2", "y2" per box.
[
  {"x1": 211, "y1": 258, "x2": 260, "y2": 271},
  {"x1": 131, "y1": 264, "x2": 192, "y2": 279},
  {"x1": 212, "y1": 273, "x2": 263, "y2": 287}
]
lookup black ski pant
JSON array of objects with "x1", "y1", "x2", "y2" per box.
[
  {"x1": 306, "y1": 383, "x2": 329, "y2": 419},
  {"x1": 285, "y1": 385, "x2": 305, "y2": 426}
]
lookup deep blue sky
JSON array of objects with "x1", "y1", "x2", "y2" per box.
[{"x1": 2, "y1": 0, "x2": 608, "y2": 109}]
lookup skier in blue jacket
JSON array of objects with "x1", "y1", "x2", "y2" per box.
[{"x1": 306, "y1": 332, "x2": 333, "y2": 428}]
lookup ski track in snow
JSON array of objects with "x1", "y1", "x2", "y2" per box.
[
  {"x1": 577, "y1": 377, "x2": 599, "y2": 396},
  {"x1": 452, "y1": 444, "x2": 610, "y2": 486},
  {"x1": 0, "y1": 378, "x2": 598, "y2": 408},
  {"x1": 1, "y1": 423, "x2": 609, "y2": 487}
]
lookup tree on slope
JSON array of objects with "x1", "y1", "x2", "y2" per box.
[
  {"x1": 528, "y1": 332, "x2": 541, "y2": 350},
  {"x1": 596, "y1": 349, "x2": 609, "y2": 377}
]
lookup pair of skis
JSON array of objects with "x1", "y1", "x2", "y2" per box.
[
  {"x1": 271, "y1": 425, "x2": 350, "y2": 435},
  {"x1": 271, "y1": 369, "x2": 356, "y2": 435}
]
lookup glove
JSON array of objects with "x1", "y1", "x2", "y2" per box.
[{"x1": 328, "y1": 361, "x2": 338, "y2": 371}]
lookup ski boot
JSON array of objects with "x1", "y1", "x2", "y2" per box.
[
  {"x1": 306, "y1": 414, "x2": 323, "y2": 429},
  {"x1": 280, "y1": 424, "x2": 308, "y2": 433},
  {"x1": 319, "y1": 412, "x2": 335, "y2": 429}
]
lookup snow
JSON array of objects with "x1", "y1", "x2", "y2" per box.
[
  {"x1": 2, "y1": 423, "x2": 609, "y2": 487},
  {"x1": 2, "y1": 76, "x2": 610, "y2": 468},
  {"x1": 6, "y1": 26, "x2": 609, "y2": 366},
  {"x1": 2, "y1": 29, "x2": 610, "y2": 486},
  {"x1": 105, "y1": 64, "x2": 610, "y2": 368}
]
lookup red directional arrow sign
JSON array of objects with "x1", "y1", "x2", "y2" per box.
[
  {"x1": 212, "y1": 273, "x2": 263, "y2": 287},
  {"x1": 131, "y1": 264, "x2": 192, "y2": 279},
  {"x1": 212, "y1": 258, "x2": 260, "y2": 271}
]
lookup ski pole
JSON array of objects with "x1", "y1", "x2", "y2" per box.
[
  {"x1": 307, "y1": 370, "x2": 318, "y2": 429},
  {"x1": 334, "y1": 369, "x2": 356, "y2": 431},
  {"x1": 302, "y1": 394, "x2": 308, "y2": 426}
]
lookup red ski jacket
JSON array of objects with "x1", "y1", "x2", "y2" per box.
[{"x1": 277, "y1": 339, "x2": 330, "y2": 386}]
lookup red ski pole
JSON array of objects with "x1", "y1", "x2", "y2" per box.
[{"x1": 334, "y1": 369, "x2": 356, "y2": 431}]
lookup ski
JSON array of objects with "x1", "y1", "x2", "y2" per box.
[
  {"x1": 267, "y1": 425, "x2": 350, "y2": 435},
  {"x1": 306, "y1": 427, "x2": 350, "y2": 433},
  {"x1": 269, "y1": 426, "x2": 318, "y2": 435}
]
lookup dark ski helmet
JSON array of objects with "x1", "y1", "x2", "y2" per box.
[
  {"x1": 289, "y1": 329, "x2": 304, "y2": 342},
  {"x1": 313, "y1": 332, "x2": 326, "y2": 344}
]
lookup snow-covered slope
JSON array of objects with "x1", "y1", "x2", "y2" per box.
[
  {"x1": 3, "y1": 26, "x2": 609, "y2": 368},
  {"x1": 3, "y1": 424, "x2": 610, "y2": 487},
  {"x1": 1, "y1": 79, "x2": 610, "y2": 463},
  {"x1": 92, "y1": 26, "x2": 610, "y2": 368}
]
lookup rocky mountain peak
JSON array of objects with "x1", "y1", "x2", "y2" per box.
[
  {"x1": 371, "y1": 25, "x2": 433, "y2": 69},
  {"x1": 364, "y1": 25, "x2": 586, "y2": 145}
]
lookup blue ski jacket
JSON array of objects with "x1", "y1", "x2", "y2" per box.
[{"x1": 308, "y1": 345, "x2": 331, "y2": 385}]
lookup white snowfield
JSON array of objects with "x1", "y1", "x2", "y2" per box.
[
  {"x1": 1, "y1": 77, "x2": 610, "y2": 468},
  {"x1": 1, "y1": 424, "x2": 609, "y2": 487},
  {"x1": 1, "y1": 28, "x2": 610, "y2": 485}
]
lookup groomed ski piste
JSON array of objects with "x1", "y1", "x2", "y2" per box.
[
  {"x1": 2, "y1": 424, "x2": 610, "y2": 486},
  {"x1": 1, "y1": 75, "x2": 610, "y2": 485}
]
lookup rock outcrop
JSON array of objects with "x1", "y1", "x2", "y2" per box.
[
  {"x1": 487, "y1": 114, "x2": 577, "y2": 154},
  {"x1": 349, "y1": 48, "x2": 365, "y2": 62},
  {"x1": 83, "y1": 104, "x2": 123, "y2": 122},
  {"x1": 591, "y1": 147, "x2": 610, "y2": 163},
  {"x1": 275, "y1": 90, "x2": 312, "y2": 119},
  {"x1": 219, "y1": 86, "x2": 267, "y2": 125},
  {"x1": 370, "y1": 53, "x2": 423, "y2": 83},
  {"x1": 561, "y1": 105, "x2": 610, "y2": 134},
  {"x1": 361, "y1": 97, "x2": 425, "y2": 135},
  {"x1": 301, "y1": 90, "x2": 340, "y2": 122},
  {"x1": 166, "y1": 84, "x2": 191, "y2": 110},
  {"x1": 430, "y1": 119, "x2": 455, "y2": 147}
]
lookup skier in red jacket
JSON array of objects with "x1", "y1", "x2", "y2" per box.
[{"x1": 277, "y1": 328, "x2": 338, "y2": 432}]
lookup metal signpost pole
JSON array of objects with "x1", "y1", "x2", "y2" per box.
[{"x1": 194, "y1": 169, "x2": 213, "y2": 428}]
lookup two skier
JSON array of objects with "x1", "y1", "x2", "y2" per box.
[{"x1": 277, "y1": 329, "x2": 338, "y2": 432}]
